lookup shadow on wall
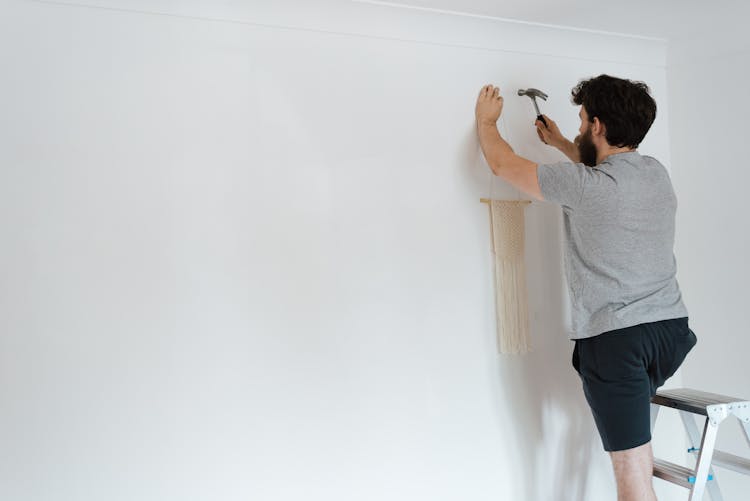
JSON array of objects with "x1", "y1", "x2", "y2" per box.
[
  {"x1": 500, "y1": 203, "x2": 598, "y2": 501},
  {"x1": 462, "y1": 122, "x2": 600, "y2": 501}
]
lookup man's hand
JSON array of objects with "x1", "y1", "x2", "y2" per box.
[
  {"x1": 535, "y1": 115, "x2": 566, "y2": 148},
  {"x1": 536, "y1": 115, "x2": 581, "y2": 162},
  {"x1": 475, "y1": 85, "x2": 504, "y2": 127}
]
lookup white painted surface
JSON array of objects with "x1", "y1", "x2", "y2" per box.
[
  {"x1": 359, "y1": 0, "x2": 750, "y2": 46},
  {"x1": 667, "y1": 38, "x2": 750, "y2": 500},
  {"x1": 0, "y1": 1, "x2": 687, "y2": 500}
]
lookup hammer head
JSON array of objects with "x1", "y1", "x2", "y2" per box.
[
  {"x1": 517, "y1": 88, "x2": 548, "y2": 100},
  {"x1": 518, "y1": 88, "x2": 548, "y2": 125}
]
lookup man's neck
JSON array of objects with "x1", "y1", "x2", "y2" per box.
[{"x1": 597, "y1": 146, "x2": 636, "y2": 165}]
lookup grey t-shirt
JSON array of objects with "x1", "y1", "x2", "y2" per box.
[{"x1": 537, "y1": 151, "x2": 688, "y2": 340}]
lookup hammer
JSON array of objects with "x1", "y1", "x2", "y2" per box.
[{"x1": 518, "y1": 88, "x2": 548, "y2": 127}]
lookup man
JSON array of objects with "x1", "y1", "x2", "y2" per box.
[{"x1": 474, "y1": 74, "x2": 697, "y2": 501}]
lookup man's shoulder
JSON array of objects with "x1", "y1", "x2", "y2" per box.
[{"x1": 600, "y1": 152, "x2": 669, "y2": 176}]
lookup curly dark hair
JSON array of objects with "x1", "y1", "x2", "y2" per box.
[{"x1": 571, "y1": 74, "x2": 656, "y2": 149}]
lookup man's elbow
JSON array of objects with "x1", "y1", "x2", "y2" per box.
[
  {"x1": 488, "y1": 157, "x2": 506, "y2": 176},
  {"x1": 490, "y1": 158, "x2": 545, "y2": 202},
  {"x1": 488, "y1": 154, "x2": 519, "y2": 176}
]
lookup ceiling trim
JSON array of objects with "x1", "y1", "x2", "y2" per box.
[{"x1": 353, "y1": 0, "x2": 667, "y2": 42}]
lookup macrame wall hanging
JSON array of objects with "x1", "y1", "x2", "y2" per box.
[
  {"x1": 480, "y1": 198, "x2": 532, "y2": 354},
  {"x1": 480, "y1": 119, "x2": 532, "y2": 354}
]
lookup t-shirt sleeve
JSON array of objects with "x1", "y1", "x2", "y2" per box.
[{"x1": 536, "y1": 161, "x2": 592, "y2": 211}]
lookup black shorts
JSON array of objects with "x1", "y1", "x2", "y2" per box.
[{"x1": 572, "y1": 317, "x2": 697, "y2": 452}]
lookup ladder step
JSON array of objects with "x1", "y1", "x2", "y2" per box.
[
  {"x1": 652, "y1": 388, "x2": 748, "y2": 416},
  {"x1": 653, "y1": 459, "x2": 713, "y2": 489},
  {"x1": 688, "y1": 449, "x2": 750, "y2": 476}
]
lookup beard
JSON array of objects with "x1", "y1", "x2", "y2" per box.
[{"x1": 575, "y1": 127, "x2": 598, "y2": 167}]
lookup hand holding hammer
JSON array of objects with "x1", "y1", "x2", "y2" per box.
[
  {"x1": 518, "y1": 88, "x2": 548, "y2": 126},
  {"x1": 518, "y1": 87, "x2": 565, "y2": 148},
  {"x1": 535, "y1": 115, "x2": 565, "y2": 147}
]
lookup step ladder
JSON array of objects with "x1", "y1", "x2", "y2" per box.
[{"x1": 650, "y1": 388, "x2": 750, "y2": 500}]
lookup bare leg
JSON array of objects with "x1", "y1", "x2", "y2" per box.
[{"x1": 609, "y1": 441, "x2": 657, "y2": 501}]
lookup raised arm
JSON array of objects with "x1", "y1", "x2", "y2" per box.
[{"x1": 475, "y1": 85, "x2": 544, "y2": 201}]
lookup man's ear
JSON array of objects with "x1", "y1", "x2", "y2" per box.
[{"x1": 592, "y1": 116, "x2": 606, "y2": 137}]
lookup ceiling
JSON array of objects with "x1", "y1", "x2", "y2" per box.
[{"x1": 358, "y1": 0, "x2": 748, "y2": 44}]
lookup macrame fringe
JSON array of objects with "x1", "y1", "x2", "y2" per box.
[
  {"x1": 494, "y1": 258, "x2": 530, "y2": 354},
  {"x1": 489, "y1": 200, "x2": 531, "y2": 354}
]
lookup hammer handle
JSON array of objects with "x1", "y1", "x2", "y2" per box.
[{"x1": 537, "y1": 114, "x2": 548, "y2": 127}]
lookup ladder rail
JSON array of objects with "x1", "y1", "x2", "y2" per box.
[
  {"x1": 651, "y1": 388, "x2": 750, "y2": 501},
  {"x1": 680, "y1": 412, "x2": 723, "y2": 501},
  {"x1": 689, "y1": 416, "x2": 719, "y2": 501},
  {"x1": 689, "y1": 449, "x2": 750, "y2": 477}
]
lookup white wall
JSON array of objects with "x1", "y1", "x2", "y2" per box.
[
  {"x1": 0, "y1": 1, "x2": 686, "y2": 499},
  {"x1": 667, "y1": 26, "x2": 750, "y2": 500}
]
